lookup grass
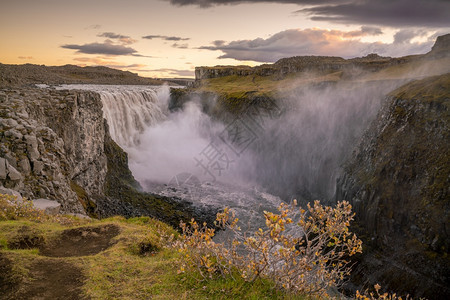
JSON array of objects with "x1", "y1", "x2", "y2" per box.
[
  {"x1": 0, "y1": 209, "x2": 308, "y2": 299},
  {"x1": 196, "y1": 71, "x2": 342, "y2": 97},
  {"x1": 194, "y1": 56, "x2": 450, "y2": 100},
  {"x1": 389, "y1": 72, "x2": 450, "y2": 102}
]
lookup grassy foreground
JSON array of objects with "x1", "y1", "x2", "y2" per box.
[{"x1": 0, "y1": 196, "x2": 306, "y2": 299}]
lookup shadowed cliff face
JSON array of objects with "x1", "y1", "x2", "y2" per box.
[
  {"x1": 335, "y1": 74, "x2": 450, "y2": 299},
  {"x1": 0, "y1": 88, "x2": 105, "y2": 213}
]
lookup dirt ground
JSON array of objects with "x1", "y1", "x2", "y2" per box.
[{"x1": 0, "y1": 224, "x2": 120, "y2": 300}]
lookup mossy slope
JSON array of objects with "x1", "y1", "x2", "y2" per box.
[{"x1": 0, "y1": 212, "x2": 306, "y2": 299}]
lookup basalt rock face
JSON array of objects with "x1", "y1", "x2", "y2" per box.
[
  {"x1": 0, "y1": 88, "x2": 105, "y2": 213},
  {"x1": 427, "y1": 33, "x2": 450, "y2": 58},
  {"x1": 335, "y1": 74, "x2": 450, "y2": 299}
]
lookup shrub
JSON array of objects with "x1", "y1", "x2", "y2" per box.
[
  {"x1": 356, "y1": 284, "x2": 413, "y2": 300},
  {"x1": 0, "y1": 193, "x2": 44, "y2": 221},
  {"x1": 176, "y1": 200, "x2": 362, "y2": 297},
  {"x1": 0, "y1": 193, "x2": 87, "y2": 225}
]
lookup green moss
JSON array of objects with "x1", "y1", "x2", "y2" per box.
[
  {"x1": 70, "y1": 181, "x2": 97, "y2": 218},
  {"x1": 390, "y1": 73, "x2": 450, "y2": 102}
]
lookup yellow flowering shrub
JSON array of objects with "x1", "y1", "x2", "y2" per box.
[
  {"x1": 177, "y1": 200, "x2": 363, "y2": 297},
  {"x1": 0, "y1": 193, "x2": 87, "y2": 225},
  {"x1": 356, "y1": 284, "x2": 413, "y2": 300},
  {"x1": 0, "y1": 193, "x2": 45, "y2": 221}
]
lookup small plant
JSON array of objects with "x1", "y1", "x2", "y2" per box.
[
  {"x1": 0, "y1": 193, "x2": 44, "y2": 221},
  {"x1": 177, "y1": 200, "x2": 362, "y2": 297},
  {"x1": 0, "y1": 193, "x2": 87, "y2": 225},
  {"x1": 176, "y1": 213, "x2": 236, "y2": 280},
  {"x1": 356, "y1": 284, "x2": 413, "y2": 300}
]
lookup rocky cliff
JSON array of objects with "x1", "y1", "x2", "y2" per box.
[
  {"x1": 0, "y1": 88, "x2": 102, "y2": 213},
  {"x1": 194, "y1": 54, "x2": 417, "y2": 82},
  {"x1": 335, "y1": 74, "x2": 450, "y2": 299},
  {"x1": 0, "y1": 87, "x2": 216, "y2": 227}
]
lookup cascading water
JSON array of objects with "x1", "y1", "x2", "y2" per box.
[{"x1": 99, "y1": 89, "x2": 166, "y2": 148}]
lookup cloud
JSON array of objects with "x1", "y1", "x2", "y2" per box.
[
  {"x1": 73, "y1": 57, "x2": 114, "y2": 64},
  {"x1": 73, "y1": 57, "x2": 147, "y2": 70},
  {"x1": 343, "y1": 26, "x2": 383, "y2": 38},
  {"x1": 172, "y1": 43, "x2": 189, "y2": 49},
  {"x1": 104, "y1": 63, "x2": 147, "y2": 70},
  {"x1": 18, "y1": 56, "x2": 33, "y2": 59},
  {"x1": 166, "y1": 0, "x2": 450, "y2": 28},
  {"x1": 85, "y1": 24, "x2": 101, "y2": 30},
  {"x1": 167, "y1": 0, "x2": 329, "y2": 8},
  {"x1": 142, "y1": 35, "x2": 190, "y2": 41},
  {"x1": 299, "y1": 0, "x2": 450, "y2": 28},
  {"x1": 61, "y1": 42, "x2": 139, "y2": 56},
  {"x1": 97, "y1": 32, "x2": 137, "y2": 45},
  {"x1": 393, "y1": 29, "x2": 427, "y2": 44},
  {"x1": 199, "y1": 28, "x2": 437, "y2": 62}
]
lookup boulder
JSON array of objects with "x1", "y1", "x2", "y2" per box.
[
  {"x1": 6, "y1": 163, "x2": 22, "y2": 181},
  {"x1": 32, "y1": 160, "x2": 44, "y2": 174},
  {"x1": 32, "y1": 198, "x2": 61, "y2": 215},
  {"x1": 17, "y1": 158, "x2": 31, "y2": 174}
]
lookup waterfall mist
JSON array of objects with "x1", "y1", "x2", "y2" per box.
[
  {"x1": 128, "y1": 100, "x2": 227, "y2": 183},
  {"x1": 237, "y1": 80, "x2": 404, "y2": 203}
]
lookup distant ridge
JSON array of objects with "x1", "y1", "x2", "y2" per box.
[{"x1": 0, "y1": 63, "x2": 174, "y2": 87}]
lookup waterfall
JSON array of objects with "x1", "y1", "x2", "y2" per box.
[
  {"x1": 99, "y1": 89, "x2": 166, "y2": 149},
  {"x1": 52, "y1": 83, "x2": 284, "y2": 237}
]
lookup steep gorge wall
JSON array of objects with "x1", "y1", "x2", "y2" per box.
[{"x1": 335, "y1": 74, "x2": 450, "y2": 299}]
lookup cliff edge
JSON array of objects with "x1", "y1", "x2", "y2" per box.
[{"x1": 335, "y1": 74, "x2": 450, "y2": 299}]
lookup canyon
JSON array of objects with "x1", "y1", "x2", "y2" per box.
[{"x1": 0, "y1": 34, "x2": 449, "y2": 299}]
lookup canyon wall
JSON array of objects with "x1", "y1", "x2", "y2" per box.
[{"x1": 335, "y1": 74, "x2": 450, "y2": 299}]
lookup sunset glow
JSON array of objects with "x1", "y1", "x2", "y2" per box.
[{"x1": 1, "y1": 0, "x2": 448, "y2": 78}]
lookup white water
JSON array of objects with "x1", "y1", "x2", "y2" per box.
[
  {"x1": 54, "y1": 84, "x2": 249, "y2": 184},
  {"x1": 55, "y1": 84, "x2": 169, "y2": 149}
]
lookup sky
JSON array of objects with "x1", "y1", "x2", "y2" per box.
[{"x1": 0, "y1": 0, "x2": 449, "y2": 78}]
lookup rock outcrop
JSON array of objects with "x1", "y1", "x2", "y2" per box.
[
  {"x1": 427, "y1": 33, "x2": 450, "y2": 58},
  {"x1": 335, "y1": 74, "x2": 450, "y2": 299},
  {"x1": 194, "y1": 55, "x2": 416, "y2": 82},
  {"x1": 0, "y1": 88, "x2": 98, "y2": 213},
  {"x1": 0, "y1": 87, "x2": 217, "y2": 227}
]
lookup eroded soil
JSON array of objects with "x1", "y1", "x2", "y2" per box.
[{"x1": 0, "y1": 224, "x2": 121, "y2": 299}]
